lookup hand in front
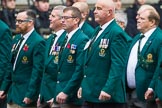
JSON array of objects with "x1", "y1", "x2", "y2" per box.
[
  {"x1": 77, "y1": 87, "x2": 82, "y2": 99},
  {"x1": 99, "y1": 91, "x2": 111, "y2": 101},
  {"x1": 56, "y1": 92, "x2": 68, "y2": 104},
  {"x1": 145, "y1": 89, "x2": 154, "y2": 100},
  {"x1": 0, "y1": 91, "x2": 6, "y2": 99},
  {"x1": 23, "y1": 97, "x2": 32, "y2": 104},
  {"x1": 47, "y1": 98, "x2": 54, "y2": 106}
]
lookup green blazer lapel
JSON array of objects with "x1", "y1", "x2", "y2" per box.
[
  {"x1": 45, "y1": 36, "x2": 54, "y2": 67},
  {"x1": 141, "y1": 28, "x2": 159, "y2": 55},
  {"x1": 46, "y1": 35, "x2": 54, "y2": 57},
  {"x1": 86, "y1": 21, "x2": 114, "y2": 63},
  {"x1": 46, "y1": 32, "x2": 66, "y2": 67},
  {"x1": 14, "y1": 32, "x2": 34, "y2": 70},
  {"x1": 128, "y1": 35, "x2": 141, "y2": 54},
  {"x1": 58, "y1": 29, "x2": 80, "y2": 70}
]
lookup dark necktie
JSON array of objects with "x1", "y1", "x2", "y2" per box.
[
  {"x1": 49, "y1": 33, "x2": 57, "y2": 55},
  {"x1": 137, "y1": 35, "x2": 145, "y2": 60},
  {"x1": 59, "y1": 35, "x2": 68, "y2": 54},
  {"x1": 88, "y1": 27, "x2": 102, "y2": 51},
  {"x1": 12, "y1": 36, "x2": 24, "y2": 63}
]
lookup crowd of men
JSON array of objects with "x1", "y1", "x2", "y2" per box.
[{"x1": 0, "y1": 0, "x2": 162, "y2": 108}]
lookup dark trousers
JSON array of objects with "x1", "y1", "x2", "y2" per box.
[
  {"x1": 81, "y1": 101, "x2": 127, "y2": 108},
  {"x1": 127, "y1": 89, "x2": 157, "y2": 108},
  {"x1": 0, "y1": 97, "x2": 7, "y2": 108}
]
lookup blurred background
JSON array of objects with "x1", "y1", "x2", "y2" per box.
[{"x1": 0, "y1": 0, "x2": 159, "y2": 9}]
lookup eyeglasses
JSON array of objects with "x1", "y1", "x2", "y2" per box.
[
  {"x1": 61, "y1": 16, "x2": 76, "y2": 20},
  {"x1": 16, "y1": 19, "x2": 33, "y2": 24}
]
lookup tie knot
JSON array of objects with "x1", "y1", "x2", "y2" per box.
[
  {"x1": 52, "y1": 33, "x2": 57, "y2": 38},
  {"x1": 65, "y1": 34, "x2": 68, "y2": 40},
  {"x1": 20, "y1": 36, "x2": 24, "y2": 41},
  {"x1": 140, "y1": 35, "x2": 145, "y2": 39},
  {"x1": 98, "y1": 26, "x2": 102, "y2": 31}
]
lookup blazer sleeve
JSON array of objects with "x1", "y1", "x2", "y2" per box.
[
  {"x1": 25, "y1": 40, "x2": 46, "y2": 99},
  {"x1": 62, "y1": 37, "x2": 88, "y2": 95},
  {"x1": 0, "y1": 28, "x2": 12, "y2": 91},
  {"x1": 102, "y1": 33, "x2": 129, "y2": 95},
  {"x1": 149, "y1": 43, "x2": 162, "y2": 90}
]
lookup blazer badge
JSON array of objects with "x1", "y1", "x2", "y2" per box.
[
  {"x1": 146, "y1": 53, "x2": 153, "y2": 63},
  {"x1": 54, "y1": 55, "x2": 59, "y2": 64},
  {"x1": 22, "y1": 56, "x2": 29, "y2": 64},
  {"x1": 67, "y1": 55, "x2": 74, "y2": 63},
  {"x1": 99, "y1": 39, "x2": 109, "y2": 57},
  {"x1": 70, "y1": 44, "x2": 77, "y2": 54},
  {"x1": 51, "y1": 46, "x2": 60, "y2": 56}
]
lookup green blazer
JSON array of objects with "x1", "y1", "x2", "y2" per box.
[
  {"x1": 0, "y1": 20, "x2": 12, "y2": 87},
  {"x1": 40, "y1": 31, "x2": 66, "y2": 102},
  {"x1": 127, "y1": 28, "x2": 162, "y2": 101},
  {"x1": 126, "y1": 27, "x2": 162, "y2": 101},
  {"x1": 81, "y1": 20, "x2": 132, "y2": 103},
  {"x1": 54, "y1": 29, "x2": 89, "y2": 104},
  {"x1": 81, "y1": 21, "x2": 94, "y2": 38},
  {"x1": 1, "y1": 30, "x2": 45, "y2": 107}
]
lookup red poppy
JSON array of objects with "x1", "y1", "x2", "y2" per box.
[
  {"x1": 67, "y1": 43, "x2": 71, "y2": 49},
  {"x1": 23, "y1": 44, "x2": 29, "y2": 52}
]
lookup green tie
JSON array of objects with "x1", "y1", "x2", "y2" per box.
[
  {"x1": 137, "y1": 35, "x2": 145, "y2": 60},
  {"x1": 12, "y1": 36, "x2": 24, "y2": 64},
  {"x1": 88, "y1": 26, "x2": 102, "y2": 51},
  {"x1": 59, "y1": 35, "x2": 68, "y2": 55}
]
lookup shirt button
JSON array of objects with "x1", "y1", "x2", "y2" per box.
[
  {"x1": 84, "y1": 75, "x2": 86, "y2": 78},
  {"x1": 57, "y1": 81, "x2": 60, "y2": 83},
  {"x1": 58, "y1": 72, "x2": 60, "y2": 74}
]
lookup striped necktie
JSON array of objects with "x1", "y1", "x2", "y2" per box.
[
  {"x1": 11, "y1": 36, "x2": 24, "y2": 64},
  {"x1": 59, "y1": 35, "x2": 68, "y2": 54}
]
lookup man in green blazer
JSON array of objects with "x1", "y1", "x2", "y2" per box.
[
  {"x1": 53, "y1": 6, "x2": 89, "y2": 108},
  {"x1": 0, "y1": 20, "x2": 12, "y2": 108},
  {"x1": 72, "y1": 2, "x2": 94, "y2": 38},
  {"x1": 79, "y1": 0, "x2": 132, "y2": 108},
  {"x1": 0, "y1": 9, "x2": 45, "y2": 108},
  {"x1": 126, "y1": 5, "x2": 162, "y2": 108},
  {"x1": 39, "y1": 5, "x2": 66, "y2": 107}
]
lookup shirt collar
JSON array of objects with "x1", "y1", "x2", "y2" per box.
[
  {"x1": 101, "y1": 19, "x2": 115, "y2": 30},
  {"x1": 142, "y1": 27, "x2": 157, "y2": 38},
  {"x1": 79, "y1": 21, "x2": 85, "y2": 28},
  {"x1": 22, "y1": 28, "x2": 34, "y2": 40},
  {"x1": 56, "y1": 29, "x2": 65, "y2": 37},
  {"x1": 67, "y1": 27, "x2": 79, "y2": 39}
]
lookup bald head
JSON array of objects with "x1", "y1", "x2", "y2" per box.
[
  {"x1": 72, "y1": 2, "x2": 89, "y2": 21},
  {"x1": 72, "y1": 2, "x2": 89, "y2": 13},
  {"x1": 96, "y1": 0, "x2": 115, "y2": 13},
  {"x1": 94, "y1": 0, "x2": 115, "y2": 25}
]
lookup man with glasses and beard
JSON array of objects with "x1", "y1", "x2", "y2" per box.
[{"x1": 0, "y1": 9, "x2": 45, "y2": 108}]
